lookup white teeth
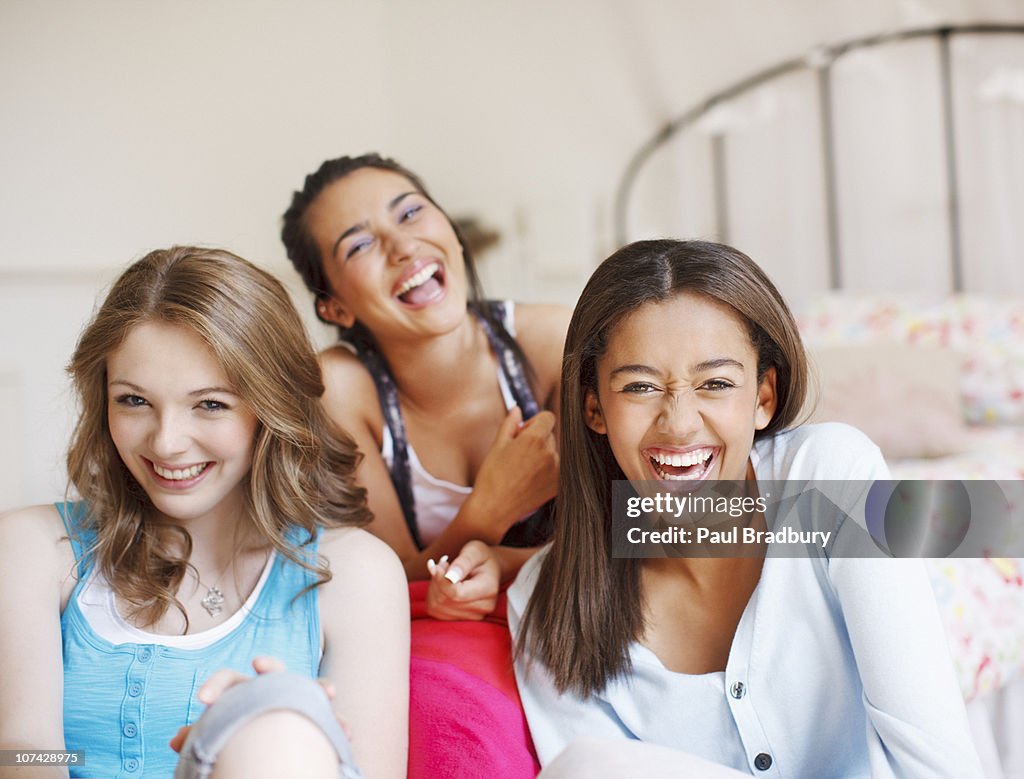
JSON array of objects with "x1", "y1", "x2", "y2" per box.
[
  {"x1": 395, "y1": 263, "x2": 440, "y2": 297},
  {"x1": 652, "y1": 449, "x2": 712, "y2": 467},
  {"x1": 153, "y1": 463, "x2": 208, "y2": 480},
  {"x1": 657, "y1": 470, "x2": 699, "y2": 481}
]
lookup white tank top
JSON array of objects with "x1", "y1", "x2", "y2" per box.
[
  {"x1": 75, "y1": 552, "x2": 276, "y2": 649},
  {"x1": 380, "y1": 301, "x2": 518, "y2": 546}
]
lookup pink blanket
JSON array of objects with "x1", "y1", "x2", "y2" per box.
[{"x1": 408, "y1": 581, "x2": 540, "y2": 779}]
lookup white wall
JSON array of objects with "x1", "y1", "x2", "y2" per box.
[
  {"x1": 0, "y1": 0, "x2": 392, "y2": 508},
  {"x1": 2, "y1": 0, "x2": 1023, "y2": 509}
]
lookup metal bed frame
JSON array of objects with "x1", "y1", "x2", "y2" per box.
[{"x1": 613, "y1": 23, "x2": 1024, "y2": 292}]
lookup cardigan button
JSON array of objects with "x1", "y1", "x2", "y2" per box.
[{"x1": 754, "y1": 752, "x2": 773, "y2": 771}]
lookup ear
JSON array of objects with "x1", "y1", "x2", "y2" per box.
[
  {"x1": 754, "y1": 366, "x2": 778, "y2": 431},
  {"x1": 317, "y1": 295, "x2": 355, "y2": 329},
  {"x1": 584, "y1": 389, "x2": 607, "y2": 435}
]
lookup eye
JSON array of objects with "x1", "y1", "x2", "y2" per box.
[
  {"x1": 399, "y1": 203, "x2": 423, "y2": 223},
  {"x1": 345, "y1": 237, "x2": 374, "y2": 260},
  {"x1": 197, "y1": 399, "x2": 229, "y2": 412},
  {"x1": 114, "y1": 394, "x2": 148, "y2": 407},
  {"x1": 700, "y1": 379, "x2": 735, "y2": 392},
  {"x1": 622, "y1": 382, "x2": 659, "y2": 395}
]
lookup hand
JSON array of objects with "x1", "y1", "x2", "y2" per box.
[
  {"x1": 424, "y1": 540, "x2": 501, "y2": 621},
  {"x1": 470, "y1": 406, "x2": 559, "y2": 538},
  {"x1": 169, "y1": 656, "x2": 348, "y2": 753}
]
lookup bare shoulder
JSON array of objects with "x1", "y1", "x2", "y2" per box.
[
  {"x1": 319, "y1": 345, "x2": 377, "y2": 400},
  {"x1": 0, "y1": 503, "x2": 68, "y2": 550},
  {"x1": 0, "y1": 504, "x2": 76, "y2": 603},
  {"x1": 513, "y1": 303, "x2": 572, "y2": 403},
  {"x1": 514, "y1": 303, "x2": 573, "y2": 353},
  {"x1": 318, "y1": 526, "x2": 405, "y2": 587},
  {"x1": 318, "y1": 345, "x2": 384, "y2": 437}
]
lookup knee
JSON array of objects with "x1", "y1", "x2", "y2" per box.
[
  {"x1": 211, "y1": 710, "x2": 338, "y2": 779},
  {"x1": 176, "y1": 672, "x2": 354, "y2": 779}
]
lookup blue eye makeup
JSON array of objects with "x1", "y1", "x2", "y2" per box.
[
  {"x1": 345, "y1": 238, "x2": 374, "y2": 260},
  {"x1": 399, "y1": 204, "x2": 423, "y2": 222}
]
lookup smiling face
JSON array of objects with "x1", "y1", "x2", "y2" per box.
[
  {"x1": 303, "y1": 166, "x2": 469, "y2": 341},
  {"x1": 106, "y1": 320, "x2": 259, "y2": 525},
  {"x1": 585, "y1": 291, "x2": 777, "y2": 485}
]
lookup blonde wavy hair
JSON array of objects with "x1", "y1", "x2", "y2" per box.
[{"x1": 66, "y1": 246, "x2": 371, "y2": 630}]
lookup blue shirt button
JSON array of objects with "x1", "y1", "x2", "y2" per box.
[
  {"x1": 125, "y1": 758, "x2": 139, "y2": 772},
  {"x1": 128, "y1": 682, "x2": 143, "y2": 697},
  {"x1": 123, "y1": 723, "x2": 137, "y2": 738},
  {"x1": 754, "y1": 752, "x2": 773, "y2": 771},
  {"x1": 730, "y1": 681, "x2": 746, "y2": 699},
  {"x1": 137, "y1": 648, "x2": 152, "y2": 663}
]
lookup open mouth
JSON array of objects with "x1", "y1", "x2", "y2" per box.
[
  {"x1": 646, "y1": 447, "x2": 716, "y2": 482},
  {"x1": 394, "y1": 261, "x2": 445, "y2": 307},
  {"x1": 149, "y1": 460, "x2": 212, "y2": 485}
]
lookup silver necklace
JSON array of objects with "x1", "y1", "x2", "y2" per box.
[{"x1": 196, "y1": 558, "x2": 234, "y2": 617}]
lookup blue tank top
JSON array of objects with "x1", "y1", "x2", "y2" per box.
[{"x1": 57, "y1": 502, "x2": 322, "y2": 779}]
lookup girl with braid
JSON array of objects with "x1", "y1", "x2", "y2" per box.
[{"x1": 282, "y1": 154, "x2": 569, "y2": 618}]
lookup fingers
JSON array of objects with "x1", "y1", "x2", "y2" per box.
[
  {"x1": 425, "y1": 541, "x2": 501, "y2": 620},
  {"x1": 336, "y1": 715, "x2": 351, "y2": 740},
  {"x1": 518, "y1": 409, "x2": 556, "y2": 437},
  {"x1": 442, "y1": 540, "x2": 489, "y2": 586},
  {"x1": 426, "y1": 578, "x2": 499, "y2": 620},
  {"x1": 494, "y1": 405, "x2": 524, "y2": 444},
  {"x1": 169, "y1": 725, "x2": 190, "y2": 753},
  {"x1": 316, "y1": 678, "x2": 337, "y2": 701},
  {"x1": 197, "y1": 668, "x2": 251, "y2": 704},
  {"x1": 198, "y1": 657, "x2": 288, "y2": 704},
  {"x1": 426, "y1": 554, "x2": 449, "y2": 578},
  {"x1": 251, "y1": 656, "x2": 287, "y2": 674},
  {"x1": 448, "y1": 568, "x2": 499, "y2": 603}
]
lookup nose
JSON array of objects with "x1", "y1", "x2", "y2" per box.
[
  {"x1": 656, "y1": 389, "x2": 703, "y2": 438},
  {"x1": 382, "y1": 227, "x2": 417, "y2": 265},
  {"x1": 148, "y1": 409, "x2": 191, "y2": 460}
]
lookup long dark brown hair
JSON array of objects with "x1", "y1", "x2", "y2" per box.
[
  {"x1": 516, "y1": 239, "x2": 808, "y2": 698},
  {"x1": 66, "y1": 246, "x2": 372, "y2": 631}
]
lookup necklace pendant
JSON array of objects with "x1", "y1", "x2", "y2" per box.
[{"x1": 201, "y1": 586, "x2": 225, "y2": 617}]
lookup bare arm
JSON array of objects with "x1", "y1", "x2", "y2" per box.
[
  {"x1": 318, "y1": 528, "x2": 409, "y2": 779},
  {"x1": 0, "y1": 505, "x2": 75, "y2": 779},
  {"x1": 512, "y1": 303, "x2": 572, "y2": 424}
]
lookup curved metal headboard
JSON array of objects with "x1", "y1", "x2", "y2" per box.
[{"x1": 613, "y1": 23, "x2": 1024, "y2": 292}]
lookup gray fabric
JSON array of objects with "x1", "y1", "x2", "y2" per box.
[{"x1": 173, "y1": 671, "x2": 362, "y2": 779}]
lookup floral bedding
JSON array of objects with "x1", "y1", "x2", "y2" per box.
[{"x1": 797, "y1": 294, "x2": 1024, "y2": 703}]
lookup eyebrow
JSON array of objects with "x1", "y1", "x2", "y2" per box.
[
  {"x1": 330, "y1": 191, "x2": 419, "y2": 259},
  {"x1": 609, "y1": 364, "x2": 662, "y2": 379},
  {"x1": 109, "y1": 380, "x2": 238, "y2": 397},
  {"x1": 608, "y1": 357, "x2": 746, "y2": 379}
]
